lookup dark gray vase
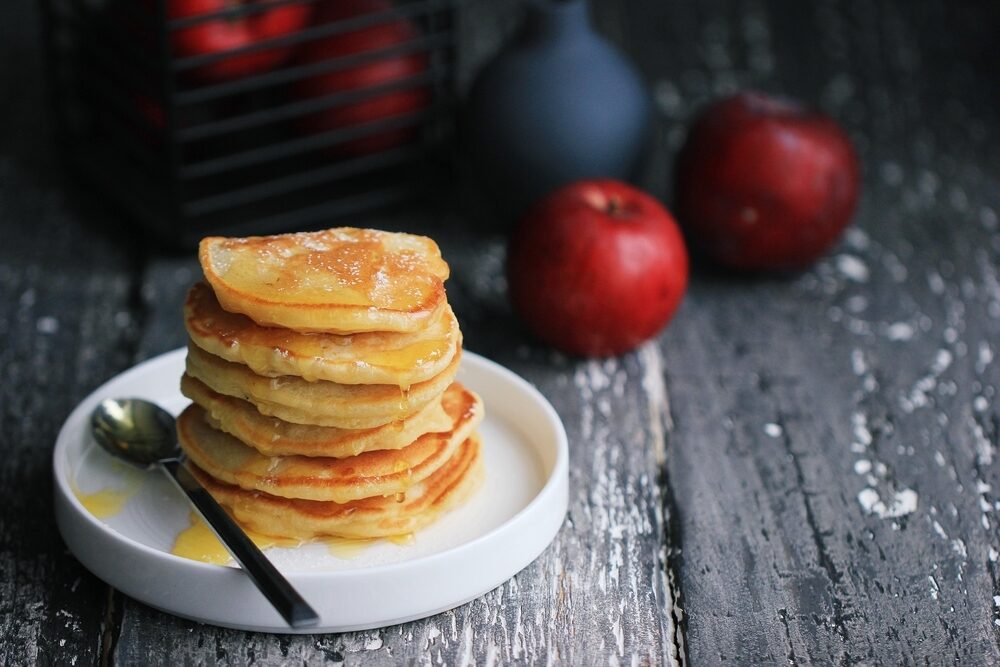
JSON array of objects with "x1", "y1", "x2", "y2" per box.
[{"x1": 463, "y1": 0, "x2": 652, "y2": 219}]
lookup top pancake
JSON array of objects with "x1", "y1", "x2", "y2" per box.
[
  {"x1": 200, "y1": 228, "x2": 450, "y2": 334},
  {"x1": 184, "y1": 282, "x2": 459, "y2": 387}
]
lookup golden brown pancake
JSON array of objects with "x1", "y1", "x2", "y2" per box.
[
  {"x1": 189, "y1": 435, "x2": 484, "y2": 539},
  {"x1": 180, "y1": 374, "x2": 455, "y2": 458},
  {"x1": 178, "y1": 383, "x2": 482, "y2": 502},
  {"x1": 199, "y1": 228, "x2": 450, "y2": 334},
  {"x1": 184, "y1": 342, "x2": 461, "y2": 429},
  {"x1": 184, "y1": 282, "x2": 459, "y2": 387}
]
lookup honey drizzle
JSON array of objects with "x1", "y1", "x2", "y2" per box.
[
  {"x1": 71, "y1": 473, "x2": 141, "y2": 519},
  {"x1": 171, "y1": 513, "x2": 300, "y2": 564},
  {"x1": 170, "y1": 516, "x2": 416, "y2": 564}
]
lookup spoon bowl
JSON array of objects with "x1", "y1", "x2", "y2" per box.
[
  {"x1": 91, "y1": 398, "x2": 180, "y2": 467},
  {"x1": 89, "y1": 397, "x2": 319, "y2": 628}
]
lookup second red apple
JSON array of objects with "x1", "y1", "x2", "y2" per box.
[{"x1": 675, "y1": 91, "x2": 860, "y2": 271}]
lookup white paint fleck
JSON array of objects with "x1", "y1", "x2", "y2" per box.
[
  {"x1": 653, "y1": 80, "x2": 683, "y2": 117},
  {"x1": 934, "y1": 451, "x2": 947, "y2": 467},
  {"x1": 885, "y1": 322, "x2": 914, "y2": 342},
  {"x1": 852, "y1": 412, "x2": 873, "y2": 447},
  {"x1": 927, "y1": 271, "x2": 946, "y2": 295},
  {"x1": 883, "y1": 253, "x2": 908, "y2": 282},
  {"x1": 973, "y1": 419, "x2": 995, "y2": 466},
  {"x1": 846, "y1": 295, "x2": 868, "y2": 313},
  {"x1": 932, "y1": 349, "x2": 953, "y2": 374},
  {"x1": 763, "y1": 423, "x2": 783, "y2": 438},
  {"x1": 974, "y1": 396, "x2": 990, "y2": 412},
  {"x1": 858, "y1": 487, "x2": 918, "y2": 519},
  {"x1": 951, "y1": 539, "x2": 968, "y2": 559},
  {"x1": 845, "y1": 227, "x2": 871, "y2": 250},
  {"x1": 977, "y1": 342, "x2": 994, "y2": 374},
  {"x1": 854, "y1": 459, "x2": 872, "y2": 475},
  {"x1": 981, "y1": 206, "x2": 998, "y2": 231},
  {"x1": 36, "y1": 316, "x2": 59, "y2": 334},
  {"x1": 932, "y1": 520, "x2": 948, "y2": 540},
  {"x1": 851, "y1": 349, "x2": 867, "y2": 376},
  {"x1": 990, "y1": 548, "x2": 999, "y2": 562},
  {"x1": 836, "y1": 254, "x2": 870, "y2": 282},
  {"x1": 994, "y1": 595, "x2": 1000, "y2": 608},
  {"x1": 976, "y1": 481, "x2": 992, "y2": 494},
  {"x1": 928, "y1": 575, "x2": 940, "y2": 600}
]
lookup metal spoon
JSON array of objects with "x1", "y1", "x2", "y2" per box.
[{"x1": 90, "y1": 397, "x2": 320, "y2": 629}]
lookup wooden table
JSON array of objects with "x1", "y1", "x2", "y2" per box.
[{"x1": 3, "y1": 0, "x2": 999, "y2": 664}]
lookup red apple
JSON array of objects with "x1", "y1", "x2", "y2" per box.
[
  {"x1": 675, "y1": 91, "x2": 860, "y2": 271},
  {"x1": 507, "y1": 180, "x2": 688, "y2": 357},
  {"x1": 169, "y1": 0, "x2": 312, "y2": 82},
  {"x1": 295, "y1": 0, "x2": 429, "y2": 155}
]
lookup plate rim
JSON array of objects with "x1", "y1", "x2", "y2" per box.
[{"x1": 53, "y1": 347, "x2": 569, "y2": 580}]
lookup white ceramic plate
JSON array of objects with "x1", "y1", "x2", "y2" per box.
[{"x1": 54, "y1": 348, "x2": 568, "y2": 633}]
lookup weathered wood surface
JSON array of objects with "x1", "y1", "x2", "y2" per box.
[
  {"x1": 0, "y1": 2, "x2": 142, "y2": 665},
  {"x1": 633, "y1": 1, "x2": 1000, "y2": 663},
  {"x1": 3, "y1": 0, "x2": 1000, "y2": 664}
]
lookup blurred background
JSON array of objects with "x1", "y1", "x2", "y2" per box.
[{"x1": 4, "y1": 0, "x2": 997, "y2": 249}]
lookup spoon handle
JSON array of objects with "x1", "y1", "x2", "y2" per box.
[{"x1": 161, "y1": 460, "x2": 320, "y2": 629}]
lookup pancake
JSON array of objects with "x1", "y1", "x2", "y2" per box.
[
  {"x1": 184, "y1": 282, "x2": 459, "y2": 387},
  {"x1": 178, "y1": 383, "x2": 482, "y2": 502},
  {"x1": 189, "y1": 435, "x2": 484, "y2": 539},
  {"x1": 185, "y1": 342, "x2": 461, "y2": 429},
  {"x1": 199, "y1": 228, "x2": 450, "y2": 334},
  {"x1": 181, "y1": 375, "x2": 455, "y2": 458}
]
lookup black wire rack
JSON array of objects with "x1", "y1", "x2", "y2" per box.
[{"x1": 40, "y1": 0, "x2": 458, "y2": 246}]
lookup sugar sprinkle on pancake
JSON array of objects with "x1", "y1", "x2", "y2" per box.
[
  {"x1": 185, "y1": 282, "x2": 459, "y2": 387},
  {"x1": 200, "y1": 228, "x2": 450, "y2": 334},
  {"x1": 178, "y1": 383, "x2": 482, "y2": 502}
]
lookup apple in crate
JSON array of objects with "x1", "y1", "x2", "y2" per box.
[
  {"x1": 675, "y1": 91, "x2": 860, "y2": 271},
  {"x1": 169, "y1": 0, "x2": 312, "y2": 81},
  {"x1": 507, "y1": 180, "x2": 688, "y2": 357},
  {"x1": 296, "y1": 0, "x2": 429, "y2": 155}
]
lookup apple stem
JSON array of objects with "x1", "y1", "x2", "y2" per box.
[{"x1": 607, "y1": 196, "x2": 622, "y2": 217}]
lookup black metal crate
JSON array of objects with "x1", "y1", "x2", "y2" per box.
[{"x1": 41, "y1": 0, "x2": 457, "y2": 245}]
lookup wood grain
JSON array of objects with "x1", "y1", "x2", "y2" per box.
[
  {"x1": 4, "y1": 0, "x2": 1000, "y2": 663},
  {"x1": 0, "y1": 161, "x2": 142, "y2": 667},
  {"x1": 0, "y1": 0, "x2": 144, "y2": 664},
  {"x1": 631, "y1": 0, "x2": 1000, "y2": 662}
]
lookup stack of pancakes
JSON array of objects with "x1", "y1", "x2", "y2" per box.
[{"x1": 176, "y1": 228, "x2": 484, "y2": 541}]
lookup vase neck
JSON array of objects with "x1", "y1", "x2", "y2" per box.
[{"x1": 521, "y1": 0, "x2": 592, "y2": 42}]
